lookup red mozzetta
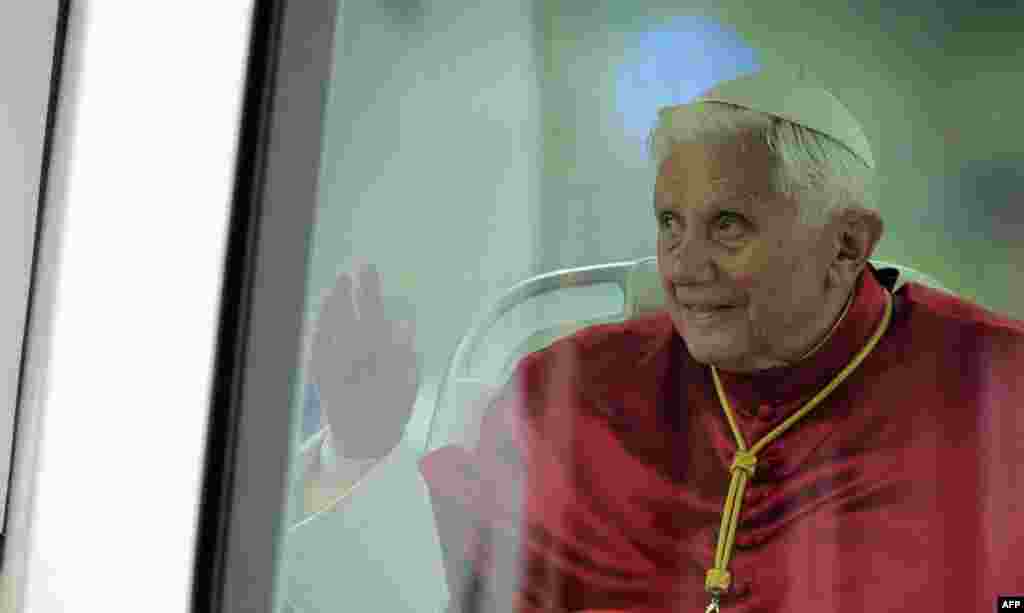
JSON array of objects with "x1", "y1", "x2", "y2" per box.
[{"x1": 421, "y1": 268, "x2": 1024, "y2": 612}]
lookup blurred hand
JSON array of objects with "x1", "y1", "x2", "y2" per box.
[{"x1": 309, "y1": 263, "x2": 419, "y2": 460}]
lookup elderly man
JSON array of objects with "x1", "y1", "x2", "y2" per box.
[{"x1": 299, "y1": 70, "x2": 1024, "y2": 612}]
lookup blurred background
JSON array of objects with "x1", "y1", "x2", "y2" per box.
[{"x1": 299, "y1": 0, "x2": 1024, "y2": 448}]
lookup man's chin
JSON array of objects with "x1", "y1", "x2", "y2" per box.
[{"x1": 682, "y1": 338, "x2": 747, "y2": 371}]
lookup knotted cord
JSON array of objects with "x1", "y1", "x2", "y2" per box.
[{"x1": 702, "y1": 292, "x2": 893, "y2": 611}]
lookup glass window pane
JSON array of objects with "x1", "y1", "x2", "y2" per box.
[{"x1": 272, "y1": 2, "x2": 1024, "y2": 612}]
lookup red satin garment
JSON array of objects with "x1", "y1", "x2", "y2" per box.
[{"x1": 420, "y1": 269, "x2": 1024, "y2": 612}]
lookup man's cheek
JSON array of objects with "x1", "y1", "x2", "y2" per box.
[
  {"x1": 732, "y1": 271, "x2": 757, "y2": 290},
  {"x1": 747, "y1": 302, "x2": 787, "y2": 343},
  {"x1": 721, "y1": 247, "x2": 767, "y2": 289}
]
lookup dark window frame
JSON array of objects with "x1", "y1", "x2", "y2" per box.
[{"x1": 190, "y1": 1, "x2": 339, "y2": 612}]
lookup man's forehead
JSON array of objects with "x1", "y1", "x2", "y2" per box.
[
  {"x1": 659, "y1": 131, "x2": 772, "y2": 170},
  {"x1": 654, "y1": 176, "x2": 754, "y2": 208},
  {"x1": 654, "y1": 139, "x2": 776, "y2": 205}
]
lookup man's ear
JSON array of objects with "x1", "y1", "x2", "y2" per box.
[{"x1": 831, "y1": 207, "x2": 884, "y2": 284}]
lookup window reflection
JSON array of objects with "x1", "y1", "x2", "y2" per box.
[{"x1": 277, "y1": 2, "x2": 1024, "y2": 612}]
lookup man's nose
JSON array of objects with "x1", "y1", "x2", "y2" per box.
[{"x1": 661, "y1": 235, "x2": 717, "y2": 285}]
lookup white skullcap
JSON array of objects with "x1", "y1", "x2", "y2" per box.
[{"x1": 681, "y1": 69, "x2": 875, "y2": 169}]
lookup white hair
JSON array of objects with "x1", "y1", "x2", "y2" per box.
[{"x1": 648, "y1": 102, "x2": 876, "y2": 225}]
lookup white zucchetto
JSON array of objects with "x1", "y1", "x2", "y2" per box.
[{"x1": 663, "y1": 69, "x2": 875, "y2": 169}]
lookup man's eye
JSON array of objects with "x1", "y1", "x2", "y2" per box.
[
  {"x1": 713, "y1": 212, "x2": 747, "y2": 239},
  {"x1": 658, "y1": 212, "x2": 679, "y2": 231},
  {"x1": 712, "y1": 213, "x2": 745, "y2": 235}
]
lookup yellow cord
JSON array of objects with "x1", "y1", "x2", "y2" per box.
[{"x1": 703, "y1": 292, "x2": 893, "y2": 600}]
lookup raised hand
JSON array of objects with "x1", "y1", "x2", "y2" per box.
[{"x1": 309, "y1": 263, "x2": 419, "y2": 460}]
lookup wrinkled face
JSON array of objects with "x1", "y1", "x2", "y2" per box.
[{"x1": 655, "y1": 135, "x2": 838, "y2": 372}]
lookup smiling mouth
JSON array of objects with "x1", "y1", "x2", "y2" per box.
[
  {"x1": 680, "y1": 303, "x2": 740, "y2": 321},
  {"x1": 682, "y1": 304, "x2": 736, "y2": 312},
  {"x1": 673, "y1": 287, "x2": 742, "y2": 318}
]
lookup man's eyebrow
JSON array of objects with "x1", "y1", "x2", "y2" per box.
[
  {"x1": 653, "y1": 195, "x2": 754, "y2": 213},
  {"x1": 706, "y1": 192, "x2": 759, "y2": 211}
]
